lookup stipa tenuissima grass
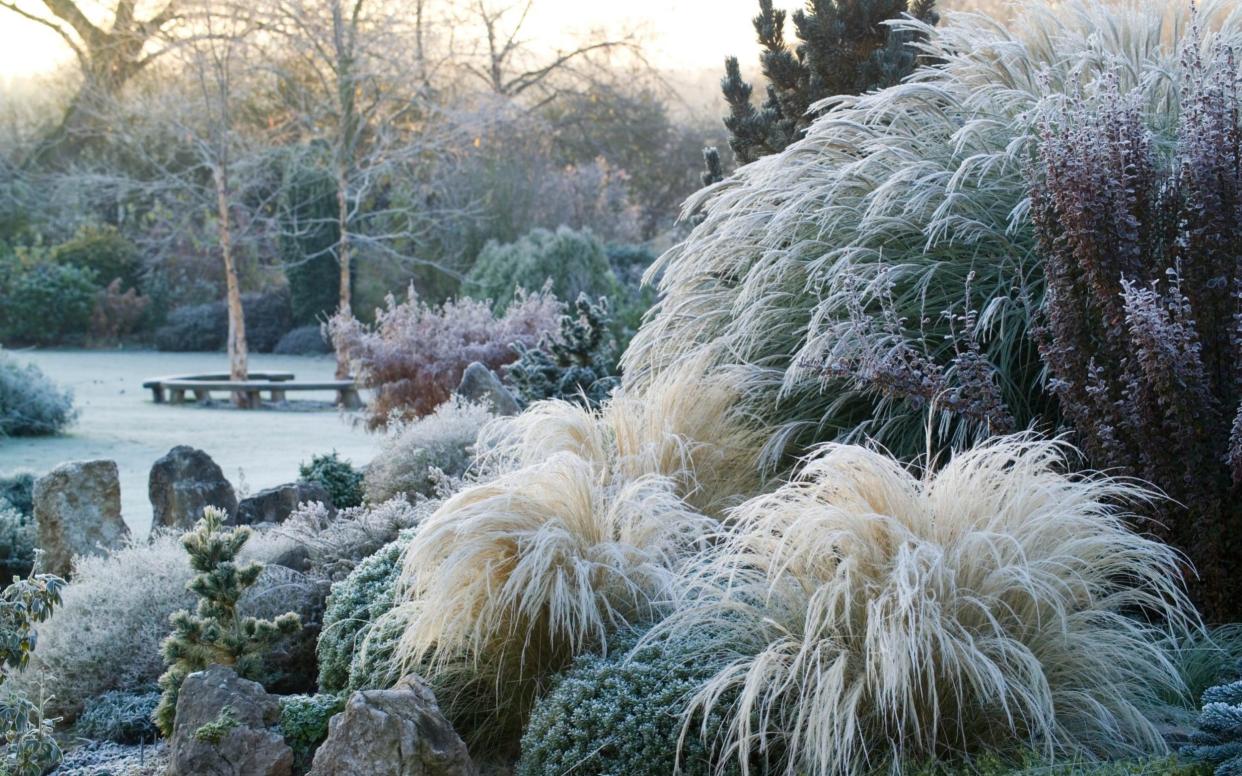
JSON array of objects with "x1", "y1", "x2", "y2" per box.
[
  {"x1": 652, "y1": 436, "x2": 1197, "y2": 776},
  {"x1": 623, "y1": 0, "x2": 1242, "y2": 466}
]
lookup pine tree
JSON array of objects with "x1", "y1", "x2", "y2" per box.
[
  {"x1": 154, "y1": 507, "x2": 301, "y2": 736},
  {"x1": 720, "y1": 0, "x2": 939, "y2": 166},
  {"x1": 505, "y1": 294, "x2": 621, "y2": 409}
]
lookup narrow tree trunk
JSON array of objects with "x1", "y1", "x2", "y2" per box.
[
  {"x1": 334, "y1": 165, "x2": 351, "y2": 380},
  {"x1": 214, "y1": 164, "x2": 250, "y2": 407}
]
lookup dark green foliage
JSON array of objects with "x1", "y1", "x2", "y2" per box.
[
  {"x1": 280, "y1": 159, "x2": 343, "y2": 326},
  {"x1": 0, "y1": 355, "x2": 75, "y2": 438},
  {"x1": 0, "y1": 262, "x2": 98, "y2": 345},
  {"x1": 0, "y1": 572, "x2": 66, "y2": 776},
  {"x1": 0, "y1": 503, "x2": 34, "y2": 583},
  {"x1": 506, "y1": 295, "x2": 620, "y2": 409},
  {"x1": 0, "y1": 474, "x2": 33, "y2": 520},
  {"x1": 909, "y1": 753, "x2": 1209, "y2": 775},
  {"x1": 603, "y1": 243, "x2": 658, "y2": 344},
  {"x1": 275, "y1": 325, "x2": 332, "y2": 356},
  {"x1": 154, "y1": 291, "x2": 292, "y2": 353},
  {"x1": 50, "y1": 225, "x2": 141, "y2": 291},
  {"x1": 722, "y1": 0, "x2": 939, "y2": 165},
  {"x1": 193, "y1": 706, "x2": 239, "y2": 744},
  {"x1": 316, "y1": 533, "x2": 412, "y2": 693},
  {"x1": 1183, "y1": 681, "x2": 1242, "y2": 775},
  {"x1": 464, "y1": 227, "x2": 621, "y2": 313},
  {"x1": 298, "y1": 453, "x2": 364, "y2": 510},
  {"x1": 155, "y1": 508, "x2": 302, "y2": 736},
  {"x1": 280, "y1": 693, "x2": 345, "y2": 773},
  {"x1": 1029, "y1": 47, "x2": 1242, "y2": 621},
  {"x1": 518, "y1": 628, "x2": 742, "y2": 776},
  {"x1": 74, "y1": 690, "x2": 161, "y2": 744}
]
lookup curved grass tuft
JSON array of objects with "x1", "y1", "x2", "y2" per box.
[{"x1": 654, "y1": 436, "x2": 1197, "y2": 775}]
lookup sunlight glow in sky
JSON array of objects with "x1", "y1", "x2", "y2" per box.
[{"x1": 0, "y1": 0, "x2": 760, "y2": 81}]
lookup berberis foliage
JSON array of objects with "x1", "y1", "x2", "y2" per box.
[{"x1": 1029, "y1": 37, "x2": 1242, "y2": 621}]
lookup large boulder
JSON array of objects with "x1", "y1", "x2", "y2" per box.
[
  {"x1": 169, "y1": 665, "x2": 292, "y2": 776},
  {"x1": 236, "y1": 482, "x2": 334, "y2": 526},
  {"x1": 309, "y1": 675, "x2": 476, "y2": 776},
  {"x1": 456, "y1": 362, "x2": 520, "y2": 416},
  {"x1": 149, "y1": 446, "x2": 237, "y2": 531},
  {"x1": 33, "y1": 460, "x2": 129, "y2": 577}
]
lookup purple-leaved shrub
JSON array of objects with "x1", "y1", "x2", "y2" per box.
[{"x1": 1030, "y1": 38, "x2": 1242, "y2": 621}]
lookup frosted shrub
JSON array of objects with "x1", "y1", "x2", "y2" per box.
[
  {"x1": 328, "y1": 286, "x2": 561, "y2": 429},
  {"x1": 0, "y1": 353, "x2": 75, "y2": 437},
  {"x1": 364, "y1": 398, "x2": 492, "y2": 504}
]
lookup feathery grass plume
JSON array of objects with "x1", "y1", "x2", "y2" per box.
[
  {"x1": 652, "y1": 436, "x2": 1196, "y2": 776},
  {"x1": 481, "y1": 359, "x2": 768, "y2": 517},
  {"x1": 393, "y1": 450, "x2": 715, "y2": 752},
  {"x1": 623, "y1": 0, "x2": 1242, "y2": 467}
]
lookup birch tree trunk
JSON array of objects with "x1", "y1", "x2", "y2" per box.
[{"x1": 214, "y1": 162, "x2": 250, "y2": 406}]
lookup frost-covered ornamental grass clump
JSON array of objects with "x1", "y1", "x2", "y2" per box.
[
  {"x1": 655, "y1": 437, "x2": 1195, "y2": 775},
  {"x1": 623, "y1": 0, "x2": 1242, "y2": 466},
  {"x1": 0, "y1": 352, "x2": 75, "y2": 437},
  {"x1": 364, "y1": 398, "x2": 492, "y2": 505}
]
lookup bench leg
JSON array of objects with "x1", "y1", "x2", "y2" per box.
[
  {"x1": 337, "y1": 388, "x2": 362, "y2": 409},
  {"x1": 170, "y1": 388, "x2": 186, "y2": 404},
  {"x1": 152, "y1": 387, "x2": 165, "y2": 403},
  {"x1": 270, "y1": 389, "x2": 287, "y2": 403},
  {"x1": 193, "y1": 389, "x2": 211, "y2": 403},
  {"x1": 246, "y1": 390, "x2": 261, "y2": 408}
]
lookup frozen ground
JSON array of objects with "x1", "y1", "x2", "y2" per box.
[{"x1": 0, "y1": 349, "x2": 381, "y2": 536}]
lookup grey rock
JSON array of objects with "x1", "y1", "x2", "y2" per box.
[
  {"x1": 149, "y1": 446, "x2": 237, "y2": 531},
  {"x1": 169, "y1": 665, "x2": 292, "y2": 776},
  {"x1": 309, "y1": 675, "x2": 476, "y2": 776},
  {"x1": 236, "y1": 482, "x2": 334, "y2": 526},
  {"x1": 456, "y1": 362, "x2": 520, "y2": 416},
  {"x1": 33, "y1": 460, "x2": 129, "y2": 577}
]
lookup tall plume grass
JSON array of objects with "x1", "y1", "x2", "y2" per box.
[
  {"x1": 623, "y1": 0, "x2": 1242, "y2": 465},
  {"x1": 654, "y1": 437, "x2": 1196, "y2": 775}
]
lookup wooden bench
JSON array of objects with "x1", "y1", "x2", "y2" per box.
[
  {"x1": 143, "y1": 373, "x2": 361, "y2": 409},
  {"x1": 144, "y1": 372, "x2": 294, "y2": 403}
]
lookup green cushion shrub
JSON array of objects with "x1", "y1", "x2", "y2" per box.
[
  {"x1": 517, "y1": 628, "x2": 742, "y2": 776},
  {"x1": 0, "y1": 262, "x2": 98, "y2": 345},
  {"x1": 279, "y1": 692, "x2": 345, "y2": 773},
  {"x1": 316, "y1": 532, "x2": 412, "y2": 693},
  {"x1": 464, "y1": 226, "x2": 621, "y2": 312},
  {"x1": 50, "y1": 226, "x2": 141, "y2": 291},
  {"x1": 299, "y1": 452, "x2": 364, "y2": 510}
]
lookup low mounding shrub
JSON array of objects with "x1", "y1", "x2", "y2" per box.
[
  {"x1": 154, "y1": 290, "x2": 292, "y2": 353},
  {"x1": 279, "y1": 693, "x2": 345, "y2": 773},
  {"x1": 518, "y1": 627, "x2": 741, "y2": 776},
  {"x1": 299, "y1": 452, "x2": 364, "y2": 509},
  {"x1": 1029, "y1": 41, "x2": 1242, "y2": 622},
  {"x1": 363, "y1": 399, "x2": 491, "y2": 505},
  {"x1": 0, "y1": 262, "x2": 98, "y2": 345},
  {"x1": 274, "y1": 324, "x2": 332, "y2": 356},
  {"x1": 50, "y1": 225, "x2": 141, "y2": 291},
  {"x1": 0, "y1": 472, "x2": 34, "y2": 518},
  {"x1": 9, "y1": 535, "x2": 195, "y2": 721},
  {"x1": 0, "y1": 354, "x2": 75, "y2": 437},
  {"x1": 277, "y1": 497, "x2": 430, "y2": 583},
  {"x1": 317, "y1": 532, "x2": 413, "y2": 693},
  {"x1": 505, "y1": 294, "x2": 620, "y2": 409},
  {"x1": 73, "y1": 690, "x2": 160, "y2": 744},
  {"x1": 464, "y1": 226, "x2": 621, "y2": 313},
  {"x1": 89, "y1": 279, "x2": 149, "y2": 344},
  {"x1": 653, "y1": 437, "x2": 1194, "y2": 774},
  {"x1": 328, "y1": 286, "x2": 561, "y2": 429},
  {"x1": 1183, "y1": 680, "x2": 1242, "y2": 775},
  {"x1": 395, "y1": 449, "x2": 715, "y2": 751}
]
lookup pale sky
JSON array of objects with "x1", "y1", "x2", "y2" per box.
[{"x1": 0, "y1": 0, "x2": 760, "y2": 81}]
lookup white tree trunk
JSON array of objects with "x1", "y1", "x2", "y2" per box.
[{"x1": 215, "y1": 164, "x2": 250, "y2": 407}]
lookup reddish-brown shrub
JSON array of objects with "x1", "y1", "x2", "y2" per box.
[
  {"x1": 90, "y1": 279, "x2": 150, "y2": 345},
  {"x1": 329, "y1": 287, "x2": 561, "y2": 430}
]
